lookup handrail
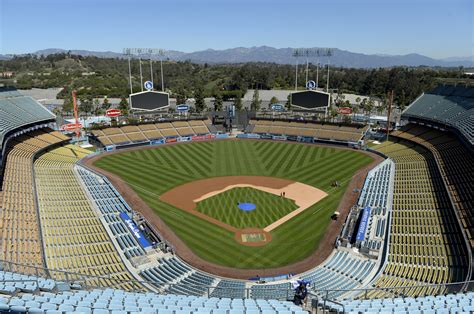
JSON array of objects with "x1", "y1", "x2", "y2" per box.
[
  {"x1": 0, "y1": 258, "x2": 473, "y2": 301},
  {"x1": 307, "y1": 291, "x2": 346, "y2": 314}
]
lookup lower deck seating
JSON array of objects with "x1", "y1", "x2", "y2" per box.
[
  {"x1": 210, "y1": 280, "x2": 247, "y2": 299},
  {"x1": 167, "y1": 271, "x2": 216, "y2": 296},
  {"x1": 140, "y1": 257, "x2": 217, "y2": 297},
  {"x1": 301, "y1": 251, "x2": 376, "y2": 299},
  {"x1": 33, "y1": 145, "x2": 141, "y2": 291},
  {"x1": 76, "y1": 166, "x2": 146, "y2": 260},
  {"x1": 250, "y1": 283, "x2": 292, "y2": 300}
]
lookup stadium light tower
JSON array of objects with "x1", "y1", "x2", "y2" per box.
[
  {"x1": 322, "y1": 48, "x2": 333, "y2": 92},
  {"x1": 293, "y1": 48, "x2": 333, "y2": 90},
  {"x1": 293, "y1": 48, "x2": 317, "y2": 90},
  {"x1": 123, "y1": 48, "x2": 167, "y2": 93}
]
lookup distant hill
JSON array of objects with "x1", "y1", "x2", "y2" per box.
[
  {"x1": 1, "y1": 46, "x2": 472, "y2": 68},
  {"x1": 179, "y1": 46, "x2": 473, "y2": 68}
]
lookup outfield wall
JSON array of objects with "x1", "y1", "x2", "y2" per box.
[
  {"x1": 237, "y1": 133, "x2": 362, "y2": 148},
  {"x1": 103, "y1": 133, "x2": 229, "y2": 152}
]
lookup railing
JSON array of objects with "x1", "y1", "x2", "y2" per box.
[{"x1": 1, "y1": 259, "x2": 473, "y2": 302}]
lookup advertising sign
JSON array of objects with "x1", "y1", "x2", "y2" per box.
[
  {"x1": 119, "y1": 212, "x2": 151, "y2": 248},
  {"x1": 337, "y1": 107, "x2": 353, "y2": 115},
  {"x1": 105, "y1": 109, "x2": 121, "y2": 117},
  {"x1": 356, "y1": 207, "x2": 371, "y2": 242},
  {"x1": 165, "y1": 138, "x2": 178, "y2": 143}
]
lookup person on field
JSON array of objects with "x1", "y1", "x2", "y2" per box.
[{"x1": 292, "y1": 281, "x2": 308, "y2": 306}]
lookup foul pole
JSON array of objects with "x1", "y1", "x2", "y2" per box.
[
  {"x1": 72, "y1": 90, "x2": 80, "y2": 140},
  {"x1": 386, "y1": 90, "x2": 394, "y2": 141}
]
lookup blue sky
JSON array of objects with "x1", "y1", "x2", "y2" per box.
[{"x1": 0, "y1": 0, "x2": 472, "y2": 58}]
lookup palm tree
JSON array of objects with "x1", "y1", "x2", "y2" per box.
[
  {"x1": 352, "y1": 106, "x2": 359, "y2": 123},
  {"x1": 365, "y1": 97, "x2": 375, "y2": 123}
]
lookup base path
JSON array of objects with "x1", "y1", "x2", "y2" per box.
[
  {"x1": 161, "y1": 176, "x2": 293, "y2": 211},
  {"x1": 190, "y1": 181, "x2": 327, "y2": 232}
]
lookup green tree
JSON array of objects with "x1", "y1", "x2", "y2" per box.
[
  {"x1": 78, "y1": 95, "x2": 93, "y2": 117},
  {"x1": 334, "y1": 93, "x2": 345, "y2": 107},
  {"x1": 377, "y1": 95, "x2": 387, "y2": 114},
  {"x1": 269, "y1": 96, "x2": 279, "y2": 104},
  {"x1": 52, "y1": 107, "x2": 62, "y2": 116},
  {"x1": 286, "y1": 94, "x2": 291, "y2": 110},
  {"x1": 101, "y1": 97, "x2": 111, "y2": 110},
  {"x1": 365, "y1": 97, "x2": 375, "y2": 122},
  {"x1": 118, "y1": 97, "x2": 129, "y2": 115},
  {"x1": 250, "y1": 89, "x2": 261, "y2": 111},
  {"x1": 234, "y1": 95, "x2": 243, "y2": 110},
  {"x1": 62, "y1": 96, "x2": 73, "y2": 115},
  {"x1": 352, "y1": 105, "x2": 359, "y2": 121},
  {"x1": 398, "y1": 90, "x2": 407, "y2": 111},
  {"x1": 194, "y1": 86, "x2": 205, "y2": 112},
  {"x1": 329, "y1": 107, "x2": 338, "y2": 122},
  {"x1": 360, "y1": 98, "x2": 368, "y2": 114},
  {"x1": 175, "y1": 87, "x2": 186, "y2": 105},
  {"x1": 214, "y1": 92, "x2": 223, "y2": 111}
]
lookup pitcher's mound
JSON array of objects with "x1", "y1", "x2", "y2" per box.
[{"x1": 235, "y1": 228, "x2": 272, "y2": 246}]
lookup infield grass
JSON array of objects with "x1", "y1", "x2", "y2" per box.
[
  {"x1": 195, "y1": 187, "x2": 298, "y2": 229},
  {"x1": 94, "y1": 140, "x2": 373, "y2": 269}
]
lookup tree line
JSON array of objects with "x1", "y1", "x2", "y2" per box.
[{"x1": 1, "y1": 53, "x2": 471, "y2": 113}]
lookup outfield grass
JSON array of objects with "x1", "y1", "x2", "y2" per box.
[
  {"x1": 94, "y1": 140, "x2": 373, "y2": 269},
  {"x1": 195, "y1": 187, "x2": 298, "y2": 229}
]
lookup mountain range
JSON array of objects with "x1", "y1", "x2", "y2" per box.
[{"x1": 1, "y1": 46, "x2": 472, "y2": 68}]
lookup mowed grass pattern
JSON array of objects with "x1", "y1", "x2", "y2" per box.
[
  {"x1": 94, "y1": 140, "x2": 373, "y2": 269},
  {"x1": 195, "y1": 187, "x2": 298, "y2": 229}
]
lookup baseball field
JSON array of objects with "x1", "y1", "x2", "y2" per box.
[{"x1": 93, "y1": 140, "x2": 373, "y2": 270}]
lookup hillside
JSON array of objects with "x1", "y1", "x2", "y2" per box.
[
  {"x1": 1, "y1": 46, "x2": 473, "y2": 67},
  {"x1": 0, "y1": 53, "x2": 470, "y2": 110}
]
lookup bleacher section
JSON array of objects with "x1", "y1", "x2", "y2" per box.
[
  {"x1": 0, "y1": 90, "x2": 56, "y2": 149},
  {"x1": 0, "y1": 130, "x2": 66, "y2": 275},
  {"x1": 248, "y1": 120, "x2": 368, "y2": 142},
  {"x1": 33, "y1": 145, "x2": 141, "y2": 291},
  {"x1": 402, "y1": 85, "x2": 474, "y2": 145},
  {"x1": 369, "y1": 139, "x2": 469, "y2": 297},
  {"x1": 91, "y1": 120, "x2": 211, "y2": 147},
  {"x1": 392, "y1": 124, "x2": 474, "y2": 264}
]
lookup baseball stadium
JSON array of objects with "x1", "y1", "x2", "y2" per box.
[{"x1": 0, "y1": 77, "x2": 472, "y2": 314}]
